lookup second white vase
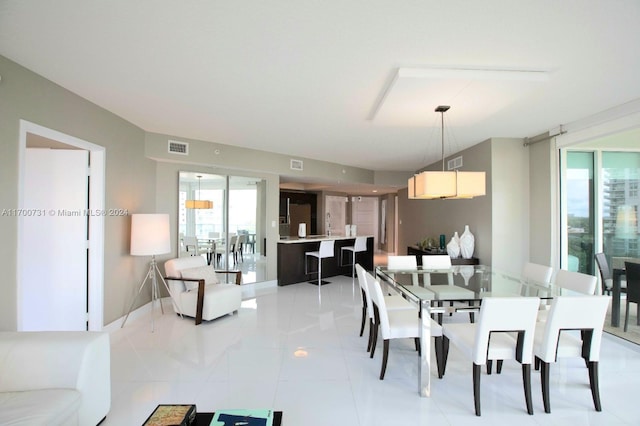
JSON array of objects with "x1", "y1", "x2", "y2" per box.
[
  {"x1": 459, "y1": 225, "x2": 475, "y2": 259},
  {"x1": 447, "y1": 232, "x2": 460, "y2": 259}
]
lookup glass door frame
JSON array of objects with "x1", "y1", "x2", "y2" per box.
[{"x1": 559, "y1": 149, "x2": 601, "y2": 275}]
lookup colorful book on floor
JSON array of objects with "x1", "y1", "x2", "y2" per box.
[
  {"x1": 143, "y1": 404, "x2": 196, "y2": 426},
  {"x1": 210, "y1": 409, "x2": 273, "y2": 426}
]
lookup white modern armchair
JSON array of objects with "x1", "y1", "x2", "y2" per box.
[{"x1": 164, "y1": 256, "x2": 242, "y2": 325}]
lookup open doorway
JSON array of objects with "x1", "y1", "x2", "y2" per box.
[{"x1": 17, "y1": 120, "x2": 105, "y2": 331}]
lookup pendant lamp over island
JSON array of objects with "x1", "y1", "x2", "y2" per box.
[
  {"x1": 408, "y1": 106, "x2": 486, "y2": 200},
  {"x1": 185, "y1": 175, "x2": 213, "y2": 209}
]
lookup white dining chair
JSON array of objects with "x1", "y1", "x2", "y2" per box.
[
  {"x1": 183, "y1": 236, "x2": 199, "y2": 256},
  {"x1": 421, "y1": 255, "x2": 454, "y2": 285},
  {"x1": 356, "y1": 264, "x2": 414, "y2": 351},
  {"x1": 366, "y1": 272, "x2": 444, "y2": 380},
  {"x1": 386, "y1": 255, "x2": 436, "y2": 301},
  {"x1": 441, "y1": 296, "x2": 540, "y2": 416},
  {"x1": 537, "y1": 269, "x2": 597, "y2": 323},
  {"x1": 554, "y1": 269, "x2": 598, "y2": 295},
  {"x1": 421, "y1": 255, "x2": 475, "y2": 323},
  {"x1": 522, "y1": 262, "x2": 553, "y2": 285},
  {"x1": 523, "y1": 262, "x2": 554, "y2": 310},
  {"x1": 533, "y1": 295, "x2": 610, "y2": 413}
]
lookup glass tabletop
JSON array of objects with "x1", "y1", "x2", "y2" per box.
[{"x1": 375, "y1": 264, "x2": 559, "y2": 304}]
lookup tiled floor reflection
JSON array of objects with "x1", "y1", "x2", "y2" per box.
[{"x1": 105, "y1": 275, "x2": 640, "y2": 425}]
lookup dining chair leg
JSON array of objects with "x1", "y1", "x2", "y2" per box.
[
  {"x1": 434, "y1": 336, "x2": 444, "y2": 378},
  {"x1": 486, "y1": 360, "x2": 492, "y2": 375},
  {"x1": 370, "y1": 320, "x2": 379, "y2": 358},
  {"x1": 540, "y1": 360, "x2": 551, "y2": 413},
  {"x1": 359, "y1": 307, "x2": 366, "y2": 337},
  {"x1": 624, "y1": 300, "x2": 630, "y2": 332},
  {"x1": 441, "y1": 336, "x2": 450, "y2": 376},
  {"x1": 473, "y1": 363, "x2": 482, "y2": 416},
  {"x1": 588, "y1": 361, "x2": 602, "y2": 412},
  {"x1": 522, "y1": 363, "x2": 533, "y2": 415},
  {"x1": 367, "y1": 318, "x2": 374, "y2": 352},
  {"x1": 380, "y1": 339, "x2": 390, "y2": 380},
  {"x1": 414, "y1": 337, "x2": 421, "y2": 355},
  {"x1": 497, "y1": 360, "x2": 504, "y2": 374}
]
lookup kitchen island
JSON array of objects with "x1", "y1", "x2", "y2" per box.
[{"x1": 277, "y1": 235, "x2": 374, "y2": 286}]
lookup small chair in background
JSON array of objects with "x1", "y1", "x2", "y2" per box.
[
  {"x1": 595, "y1": 253, "x2": 626, "y2": 296},
  {"x1": 522, "y1": 262, "x2": 553, "y2": 285},
  {"x1": 341, "y1": 236, "x2": 367, "y2": 284},
  {"x1": 554, "y1": 269, "x2": 597, "y2": 295},
  {"x1": 305, "y1": 240, "x2": 335, "y2": 287}
]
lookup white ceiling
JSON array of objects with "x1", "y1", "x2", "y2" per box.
[{"x1": 1, "y1": 1, "x2": 639, "y2": 177}]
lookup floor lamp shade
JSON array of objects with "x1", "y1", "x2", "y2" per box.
[{"x1": 131, "y1": 214, "x2": 171, "y2": 256}]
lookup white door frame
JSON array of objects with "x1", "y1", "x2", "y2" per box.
[{"x1": 17, "y1": 120, "x2": 105, "y2": 331}]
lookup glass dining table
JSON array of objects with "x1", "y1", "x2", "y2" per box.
[{"x1": 374, "y1": 264, "x2": 560, "y2": 398}]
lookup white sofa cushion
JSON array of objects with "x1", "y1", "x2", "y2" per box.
[
  {"x1": 180, "y1": 265, "x2": 220, "y2": 290},
  {"x1": 0, "y1": 389, "x2": 80, "y2": 426},
  {"x1": 0, "y1": 332, "x2": 110, "y2": 426}
]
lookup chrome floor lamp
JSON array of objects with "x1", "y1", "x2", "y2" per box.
[{"x1": 121, "y1": 214, "x2": 181, "y2": 331}]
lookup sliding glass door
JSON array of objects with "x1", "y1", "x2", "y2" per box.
[{"x1": 602, "y1": 152, "x2": 640, "y2": 265}]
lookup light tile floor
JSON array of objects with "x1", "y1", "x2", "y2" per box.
[{"x1": 106, "y1": 275, "x2": 640, "y2": 425}]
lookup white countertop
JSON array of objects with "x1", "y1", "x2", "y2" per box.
[{"x1": 278, "y1": 235, "x2": 372, "y2": 244}]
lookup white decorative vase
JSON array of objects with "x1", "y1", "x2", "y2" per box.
[
  {"x1": 298, "y1": 223, "x2": 307, "y2": 238},
  {"x1": 447, "y1": 232, "x2": 460, "y2": 259},
  {"x1": 350, "y1": 224, "x2": 357, "y2": 236},
  {"x1": 459, "y1": 225, "x2": 475, "y2": 259}
]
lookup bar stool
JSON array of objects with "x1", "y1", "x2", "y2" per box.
[
  {"x1": 305, "y1": 240, "x2": 335, "y2": 287},
  {"x1": 341, "y1": 236, "x2": 367, "y2": 283}
]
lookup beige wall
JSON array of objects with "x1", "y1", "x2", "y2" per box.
[
  {"x1": 398, "y1": 139, "x2": 494, "y2": 264},
  {"x1": 0, "y1": 55, "x2": 154, "y2": 329},
  {"x1": 490, "y1": 138, "x2": 529, "y2": 275},
  {"x1": 529, "y1": 137, "x2": 556, "y2": 267}
]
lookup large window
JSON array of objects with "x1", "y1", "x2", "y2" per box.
[{"x1": 565, "y1": 152, "x2": 595, "y2": 274}]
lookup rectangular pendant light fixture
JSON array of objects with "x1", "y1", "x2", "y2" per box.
[{"x1": 408, "y1": 106, "x2": 486, "y2": 200}]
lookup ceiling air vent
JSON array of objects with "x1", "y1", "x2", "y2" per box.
[
  {"x1": 447, "y1": 156, "x2": 463, "y2": 170},
  {"x1": 290, "y1": 159, "x2": 303, "y2": 171},
  {"x1": 168, "y1": 140, "x2": 189, "y2": 155}
]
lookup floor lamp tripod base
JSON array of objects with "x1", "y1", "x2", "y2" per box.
[{"x1": 121, "y1": 255, "x2": 182, "y2": 332}]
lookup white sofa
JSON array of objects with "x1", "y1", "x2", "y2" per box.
[
  {"x1": 0, "y1": 331, "x2": 111, "y2": 426},
  {"x1": 164, "y1": 256, "x2": 243, "y2": 325}
]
